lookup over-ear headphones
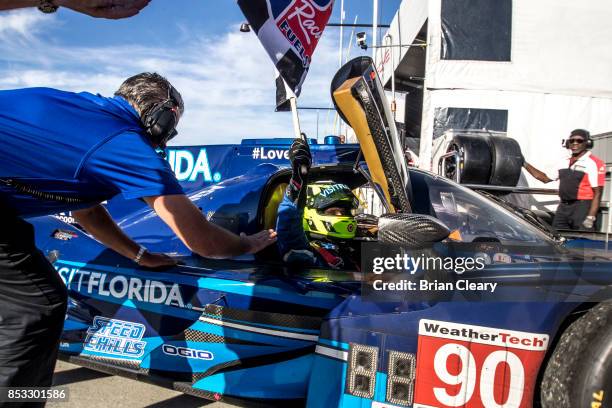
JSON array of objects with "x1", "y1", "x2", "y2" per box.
[
  {"x1": 564, "y1": 128, "x2": 593, "y2": 149},
  {"x1": 143, "y1": 86, "x2": 182, "y2": 148}
]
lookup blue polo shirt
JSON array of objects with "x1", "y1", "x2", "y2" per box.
[{"x1": 0, "y1": 87, "x2": 183, "y2": 217}]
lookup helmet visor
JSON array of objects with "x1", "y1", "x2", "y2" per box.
[{"x1": 310, "y1": 184, "x2": 359, "y2": 212}]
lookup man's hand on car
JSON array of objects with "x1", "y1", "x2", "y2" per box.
[
  {"x1": 240, "y1": 229, "x2": 278, "y2": 254},
  {"x1": 138, "y1": 251, "x2": 177, "y2": 269},
  {"x1": 56, "y1": 0, "x2": 150, "y2": 19}
]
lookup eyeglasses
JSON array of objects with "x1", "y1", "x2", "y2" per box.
[{"x1": 568, "y1": 138, "x2": 585, "y2": 145}]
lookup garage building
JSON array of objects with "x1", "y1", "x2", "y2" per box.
[{"x1": 375, "y1": 0, "x2": 612, "y2": 214}]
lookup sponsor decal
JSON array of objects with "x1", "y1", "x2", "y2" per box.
[
  {"x1": 166, "y1": 148, "x2": 222, "y2": 183},
  {"x1": 53, "y1": 212, "x2": 76, "y2": 224},
  {"x1": 162, "y1": 344, "x2": 213, "y2": 360},
  {"x1": 492, "y1": 253, "x2": 512, "y2": 264},
  {"x1": 84, "y1": 316, "x2": 146, "y2": 358},
  {"x1": 52, "y1": 229, "x2": 78, "y2": 241},
  {"x1": 592, "y1": 390, "x2": 605, "y2": 408},
  {"x1": 59, "y1": 342, "x2": 70, "y2": 349},
  {"x1": 319, "y1": 183, "x2": 349, "y2": 197},
  {"x1": 55, "y1": 266, "x2": 185, "y2": 308},
  {"x1": 375, "y1": 47, "x2": 391, "y2": 80},
  {"x1": 414, "y1": 319, "x2": 549, "y2": 408},
  {"x1": 251, "y1": 147, "x2": 289, "y2": 160}
]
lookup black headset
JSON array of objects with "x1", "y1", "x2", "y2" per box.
[
  {"x1": 564, "y1": 128, "x2": 593, "y2": 149},
  {"x1": 143, "y1": 86, "x2": 183, "y2": 148}
]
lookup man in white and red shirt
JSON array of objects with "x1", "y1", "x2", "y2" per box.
[{"x1": 524, "y1": 129, "x2": 605, "y2": 230}]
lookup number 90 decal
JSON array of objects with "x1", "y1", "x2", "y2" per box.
[{"x1": 414, "y1": 320, "x2": 549, "y2": 408}]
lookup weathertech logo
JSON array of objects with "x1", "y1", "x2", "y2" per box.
[
  {"x1": 414, "y1": 319, "x2": 550, "y2": 407},
  {"x1": 419, "y1": 319, "x2": 549, "y2": 351}
]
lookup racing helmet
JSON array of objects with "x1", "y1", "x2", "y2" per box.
[{"x1": 303, "y1": 182, "x2": 359, "y2": 240}]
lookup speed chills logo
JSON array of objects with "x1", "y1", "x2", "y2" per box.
[{"x1": 84, "y1": 316, "x2": 146, "y2": 358}]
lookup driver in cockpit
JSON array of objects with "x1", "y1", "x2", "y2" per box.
[{"x1": 275, "y1": 139, "x2": 361, "y2": 270}]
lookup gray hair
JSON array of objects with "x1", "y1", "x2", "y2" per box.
[{"x1": 114, "y1": 72, "x2": 184, "y2": 118}]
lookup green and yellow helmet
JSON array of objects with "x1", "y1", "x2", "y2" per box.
[{"x1": 303, "y1": 182, "x2": 359, "y2": 240}]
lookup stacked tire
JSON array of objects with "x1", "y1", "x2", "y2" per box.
[{"x1": 444, "y1": 134, "x2": 524, "y2": 186}]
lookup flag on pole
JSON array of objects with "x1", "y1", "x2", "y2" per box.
[
  {"x1": 237, "y1": 0, "x2": 334, "y2": 109},
  {"x1": 275, "y1": 70, "x2": 294, "y2": 111}
]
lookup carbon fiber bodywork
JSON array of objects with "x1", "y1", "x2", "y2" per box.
[
  {"x1": 181, "y1": 329, "x2": 259, "y2": 345},
  {"x1": 332, "y1": 56, "x2": 412, "y2": 213},
  {"x1": 352, "y1": 78, "x2": 412, "y2": 213},
  {"x1": 203, "y1": 304, "x2": 323, "y2": 331},
  {"x1": 378, "y1": 213, "x2": 451, "y2": 247}
]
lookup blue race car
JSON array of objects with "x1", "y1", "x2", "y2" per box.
[{"x1": 28, "y1": 57, "x2": 611, "y2": 408}]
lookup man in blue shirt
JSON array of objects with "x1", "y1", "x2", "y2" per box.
[{"x1": 0, "y1": 73, "x2": 277, "y2": 390}]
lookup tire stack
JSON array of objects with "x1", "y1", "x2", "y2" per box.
[{"x1": 444, "y1": 134, "x2": 524, "y2": 186}]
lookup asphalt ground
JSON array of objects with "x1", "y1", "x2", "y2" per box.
[{"x1": 48, "y1": 360, "x2": 237, "y2": 408}]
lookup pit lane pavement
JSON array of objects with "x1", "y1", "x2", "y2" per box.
[{"x1": 49, "y1": 360, "x2": 238, "y2": 407}]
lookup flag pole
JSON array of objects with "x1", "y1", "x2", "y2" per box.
[
  {"x1": 373, "y1": 0, "x2": 379, "y2": 60},
  {"x1": 338, "y1": 0, "x2": 345, "y2": 67},
  {"x1": 289, "y1": 96, "x2": 305, "y2": 141},
  {"x1": 289, "y1": 96, "x2": 309, "y2": 175}
]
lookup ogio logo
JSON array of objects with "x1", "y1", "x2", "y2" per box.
[{"x1": 162, "y1": 344, "x2": 213, "y2": 360}]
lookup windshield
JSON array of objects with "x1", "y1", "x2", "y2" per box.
[{"x1": 409, "y1": 170, "x2": 553, "y2": 245}]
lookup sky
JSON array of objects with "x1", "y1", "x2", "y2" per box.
[{"x1": 0, "y1": 0, "x2": 401, "y2": 145}]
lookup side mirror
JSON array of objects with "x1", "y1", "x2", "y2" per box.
[{"x1": 378, "y1": 213, "x2": 450, "y2": 248}]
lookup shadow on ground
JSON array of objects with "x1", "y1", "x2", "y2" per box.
[
  {"x1": 52, "y1": 367, "x2": 111, "y2": 386},
  {"x1": 144, "y1": 394, "x2": 216, "y2": 407}
]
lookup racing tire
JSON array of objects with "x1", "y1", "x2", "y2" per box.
[
  {"x1": 540, "y1": 302, "x2": 612, "y2": 408},
  {"x1": 445, "y1": 135, "x2": 491, "y2": 184},
  {"x1": 487, "y1": 135, "x2": 524, "y2": 186}
]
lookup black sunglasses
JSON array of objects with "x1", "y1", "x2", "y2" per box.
[{"x1": 568, "y1": 138, "x2": 585, "y2": 144}]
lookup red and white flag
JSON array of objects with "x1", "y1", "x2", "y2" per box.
[{"x1": 237, "y1": 0, "x2": 334, "y2": 110}]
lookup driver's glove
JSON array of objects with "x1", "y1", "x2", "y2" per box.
[{"x1": 286, "y1": 137, "x2": 312, "y2": 206}]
